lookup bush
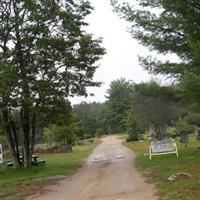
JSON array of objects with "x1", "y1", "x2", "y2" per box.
[
  {"x1": 175, "y1": 120, "x2": 195, "y2": 135},
  {"x1": 185, "y1": 113, "x2": 200, "y2": 127},
  {"x1": 0, "y1": 135, "x2": 7, "y2": 145},
  {"x1": 126, "y1": 134, "x2": 139, "y2": 142},
  {"x1": 165, "y1": 127, "x2": 177, "y2": 138},
  {"x1": 0, "y1": 134, "x2": 8, "y2": 149},
  {"x1": 44, "y1": 124, "x2": 77, "y2": 145},
  {"x1": 126, "y1": 129, "x2": 144, "y2": 142}
]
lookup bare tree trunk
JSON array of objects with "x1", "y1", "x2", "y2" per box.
[
  {"x1": 21, "y1": 108, "x2": 31, "y2": 168},
  {"x1": 10, "y1": 118, "x2": 20, "y2": 162},
  {"x1": 2, "y1": 108, "x2": 21, "y2": 168},
  {"x1": 23, "y1": 139, "x2": 30, "y2": 168},
  {"x1": 30, "y1": 116, "x2": 36, "y2": 158},
  {"x1": 5, "y1": 131, "x2": 20, "y2": 168}
]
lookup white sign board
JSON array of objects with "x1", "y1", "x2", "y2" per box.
[{"x1": 149, "y1": 138, "x2": 178, "y2": 160}]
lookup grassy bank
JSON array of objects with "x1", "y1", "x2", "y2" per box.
[
  {"x1": 125, "y1": 137, "x2": 200, "y2": 200},
  {"x1": 0, "y1": 142, "x2": 98, "y2": 200}
]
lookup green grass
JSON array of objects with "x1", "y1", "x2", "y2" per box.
[
  {"x1": 125, "y1": 136, "x2": 200, "y2": 200},
  {"x1": 0, "y1": 143, "x2": 98, "y2": 200}
]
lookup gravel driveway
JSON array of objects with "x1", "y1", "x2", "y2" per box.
[{"x1": 26, "y1": 135, "x2": 157, "y2": 200}]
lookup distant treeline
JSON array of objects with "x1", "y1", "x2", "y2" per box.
[{"x1": 73, "y1": 78, "x2": 200, "y2": 141}]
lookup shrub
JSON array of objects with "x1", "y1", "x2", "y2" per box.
[
  {"x1": 44, "y1": 124, "x2": 77, "y2": 146},
  {"x1": 175, "y1": 120, "x2": 195, "y2": 135},
  {"x1": 126, "y1": 129, "x2": 144, "y2": 142}
]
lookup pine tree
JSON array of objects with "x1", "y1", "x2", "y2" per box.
[{"x1": 111, "y1": 0, "x2": 200, "y2": 102}]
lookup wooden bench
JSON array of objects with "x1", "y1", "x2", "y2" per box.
[
  {"x1": 7, "y1": 162, "x2": 13, "y2": 167},
  {"x1": 32, "y1": 160, "x2": 45, "y2": 166},
  {"x1": 149, "y1": 138, "x2": 178, "y2": 160},
  {"x1": 7, "y1": 155, "x2": 45, "y2": 167}
]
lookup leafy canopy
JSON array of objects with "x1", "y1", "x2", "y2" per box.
[
  {"x1": 133, "y1": 81, "x2": 180, "y2": 139},
  {"x1": 0, "y1": 0, "x2": 105, "y2": 167},
  {"x1": 111, "y1": 0, "x2": 200, "y2": 102}
]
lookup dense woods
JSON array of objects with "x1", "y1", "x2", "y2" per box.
[{"x1": 73, "y1": 78, "x2": 197, "y2": 141}]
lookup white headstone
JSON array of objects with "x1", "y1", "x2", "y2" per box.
[{"x1": 0, "y1": 144, "x2": 3, "y2": 165}]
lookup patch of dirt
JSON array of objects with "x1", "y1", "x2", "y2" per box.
[{"x1": 21, "y1": 175, "x2": 67, "y2": 200}]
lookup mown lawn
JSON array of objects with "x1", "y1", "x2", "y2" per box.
[
  {"x1": 0, "y1": 142, "x2": 98, "y2": 200},
  {"x1": 125, "y1": 136, "x2": 200, "y2": 200}
]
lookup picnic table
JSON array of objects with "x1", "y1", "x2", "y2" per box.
[{"x1": 7, "y1": 155, "x2": 45, "y2": 167}]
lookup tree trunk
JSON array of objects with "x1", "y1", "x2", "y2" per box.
[
  {"x1": 10, "y1": 118, "x2": 20, "y2": 163},
  {"x1": 21, "y1": 108, "x2": 31, "y2": 168},
  {"x1": 2, "y1": 108, "x2": 21, "y2": 168},
  {"x1": 5, "y1": 129, "x2": 21, "y2": 168},
  {"x1": 30, "y1": 117, "x2": 36, "y2": 158}
]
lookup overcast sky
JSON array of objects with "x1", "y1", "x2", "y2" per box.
[{"x1": 70, "y1": 0, "x2": 156, "y2": 104}]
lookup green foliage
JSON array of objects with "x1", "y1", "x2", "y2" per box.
[
  {"x1": 73, "y1": 102, "x2": 107, "y2": 138},
  {"x1": 175, "y1": 120, "x2": 195, "y2": 135},
  {"x1": 0, "y1": 0, "x2": 105, "y2": 167},
  {"x1": 0, "y1": 0, "x2": 105, "y2": 111},
  {"x1": 73, "y1": 78, "x2": 135, "y2": 136},
  {"x1": 74, "y1": 79, "x2": 182, "y2": 139},
  {"x1": 124, "y1": 110, "x2": 143, "y2": 142},
  {"x1": 106, "y1": 78, "x2": 135, "y2": 133},
  {"x1": 44, "y1": 124, "x2": 78, "y2": 145},
  {"x1": 0, "y1": 134, "x2": 7, "y2": 146},
  {"x1": 111, "y1": 0, "x2": 200, "y2": 103},
  {"x1": 185, "y1": 113, "x2": 200, "y2": 127},
  {"x1": 45, "y1": 98, "x2": 73, "y2": 126},
  {"x1": 133, "y1": 81, "x2": 181, "y2": 139},
  {"x1": 180, "y1": 75, "x2": 200, "y2": 103},
  {"x1": 134, "y1": 81, "x2": 180, "y2": 103}
]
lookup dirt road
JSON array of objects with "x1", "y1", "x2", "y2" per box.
[{"x1": 27, "y1": 135, "x2": 157, "y2": 200}]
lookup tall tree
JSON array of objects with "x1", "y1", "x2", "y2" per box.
[
  {"x1": 111, "y1": 0, "x2": 200, "y2": 103},
  {"x1": 0, "y1": 0, "x2": 105, "y2": 168},
  {"x1": 106, "y1": 78, "x2": 134, "y2": 133},
  {"x1": 133, "y1": 81, "x2": 180, "y2": 139}
]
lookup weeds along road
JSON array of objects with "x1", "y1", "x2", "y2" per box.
[{"x1": 26, "y1": 135, "x2": 157, "y2": 200}]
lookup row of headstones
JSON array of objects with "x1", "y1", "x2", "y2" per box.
[{"x1": 180, "y1": 128, "x2": 200, "y2": 146}]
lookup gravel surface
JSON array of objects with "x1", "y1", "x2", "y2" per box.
[{"x1": 26, "y1": 135, "x2": 157, "y2": 200}]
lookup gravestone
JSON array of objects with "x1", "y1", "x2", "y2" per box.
[
  {"x1": 149, "y1": 127, "x2": 156, "y2": 141},
  {"x1": 197, "y1": 128, "x2": 200, "y2": 141},
  {"x1": 180, "y1": 129, "x2": 189, "y2": 147}
]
